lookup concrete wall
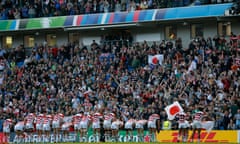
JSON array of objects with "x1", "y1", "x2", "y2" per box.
[{"x1": 0, "y1": 20, "x2": 239, "y2": 49}]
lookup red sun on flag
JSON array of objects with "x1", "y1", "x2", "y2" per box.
[
  {"x1": 169, "y1": 105, "x2": 180, "y2": 115},
  {"x1": 152, "y1": 56, "x2": 159, "y2": 65}
]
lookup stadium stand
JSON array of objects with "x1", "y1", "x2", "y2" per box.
[
  {"x1": 0, "y1": 0, "x2": 240, "y2": 143},
  {"x1": 0, "y1": 31, "x2": 239, "y2": 131}
]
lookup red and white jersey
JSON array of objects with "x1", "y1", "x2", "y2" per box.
[
  {"x1": 113, "y1": 119, "x2": 123, "y2": 126},
  {"x1": 73, "y1": 114, "x2": 83, "y2": 125},
  {"x1": 53, "y1": 113, "x2": 64, "y2": 122},
  {"x1": 137, "y1": 119, "x2": 148, "y2": 125},
  {"x1": 3, "y1": 119, "x2": 13, "y2": 128},
  {"x1": 81, "y1": 115, "x2": 92, "y2": 123},
  {"x1": 26, "y1": 113, "x2": 35, "y2": 125},
  {"x1": 148, "y1": 114, "x2": 160, "y2": 122},
  {"x1": 126, "y1": 118, "x2": 136, "y2": 124},
  {"x1": 59, "y1": 113, "x2": 64, "y2": 119},
  {"x1": 176, "y1": 112, "x2": 186, "y2": 123},
  {"x1": 104, "y1": 113, "x2": 115, "y2": 122},
  {"x1": 43, "y1": 114, "x2": 53, "y2": 125},
  {"x1": 35, "y1": 114, "x2": 45, "y2": 125},
  {"x1": 92, "y1": 112, "x2": 103, "y2": 123},
  {"x1": 194, "y1": 111, "x2": 204, "y2": 121}
]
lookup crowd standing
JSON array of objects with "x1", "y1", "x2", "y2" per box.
[
  {"x1": 0, "y1": 29, "x2": 239, "y2": 139},
  {"x1": 0, "y1": 0, "x2": 238, "y2": 20}
]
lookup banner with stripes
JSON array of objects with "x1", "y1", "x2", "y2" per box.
[{"x1": 0, "y1": 3, "x2": 232, "y2": 31}]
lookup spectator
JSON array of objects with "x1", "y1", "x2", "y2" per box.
[
  {"x1": 28, "y1": 5, "x2": 36, "y2": 18},
  {"x1": 13, "y1": 8, "x2": 21, "y2": 19},
  {"x1": 0, "y1": 8, "x2": 8, "y2": 20},
  {"x1": 222, "y1": 110, "x2": 231, "y2": 130},
  {"x1": 21, "y1": 5, "x2": 29, "y2": 18},
  {"x1": 234, "y1": 109, "x2": 240, "y2": 129}
]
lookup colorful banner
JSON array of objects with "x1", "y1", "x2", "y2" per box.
[
  {"x1": 18, "y1": 16, "x2": 73, "y2": 30},
  {"x1": 0, "y1": 3, "x2": 232, "y2": 31},
  {"x1": 156, "y1": 130, "x2": 237, "y2": 143}
]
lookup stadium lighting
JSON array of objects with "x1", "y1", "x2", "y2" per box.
[{"x1": 64, "y1": 23, "x2": 139, "y2": 31}]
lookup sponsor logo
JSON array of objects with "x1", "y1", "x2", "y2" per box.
[
  {"x1": 171, "y1": 132, "x2": 219, "y2": 142},
  {"x1": 157, "y1": 130, "x2": 237, "y2": 143}
]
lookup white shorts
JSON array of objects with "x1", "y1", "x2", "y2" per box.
[
  {"x1": 92, "y1": 122, "x2": 100, "y2": 129},
  {"x1": 14, "y1": 124, "x2": 24, "y2": 132},
  {"x1": 147, "y1": 121, "x2": 156, "y2": 129},
  {"x1": 62, "y1": 123, "x2": 70, "y2": 131},
  {"x1": 25, "y1": 123, "x2": 34, "y2": 130},
  {"x1": 36, "y1": 124, "x2": 43, "y2": 130},
  {"x1": 192, "y1": 120, "x2": 202, "y2": 129},
  {"x1": 43, "y1": 124, "x2": 51, "y2": 131},
  {"x1": 74, "y1": 124, "x2": 80, "y2": 130},
  {"x1": 111, "y1": 122, "x2": 119, "y2": 130},
  {"x1": 103, "y1": 120, "x2": 111, "y2": 129},
  {"x1": 80, "y1": 122, "x2": 88, "y2": 129},
  {"x1": 125, "y1": 122, "x2": 133, "y2": 129},
  {"x1": 52, "y1": 121, "x2": 60, "y2": 129},
  {"x1": 135, "y1": 123, "x2": 144, "y2": 129},
  {"x1": 3, "y1": 127, "x2": 10, "y2": 133},
  {"x1": 178, "y1": 121, "x2": 189, "y2": 129}
]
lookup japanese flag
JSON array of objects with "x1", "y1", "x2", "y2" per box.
[
  {"x1": 164, "y1": 101, "x2": 183, "y2": 120},
  {"x1": 148, "y1": 54, "x2": 164, "y2": 65}
]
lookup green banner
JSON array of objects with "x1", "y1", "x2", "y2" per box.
[
  {"x1": 0, "y1": 20, "x2": 15, "y2": 31},
  {"x1": 19, "y1": 17, "x2": 67, "y2": 29}
]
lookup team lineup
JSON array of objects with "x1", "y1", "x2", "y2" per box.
[{"x1": 2, "y1": 103, "x2": 212, "y2": 143}]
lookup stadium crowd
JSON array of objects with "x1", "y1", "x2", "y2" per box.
[
  {"x1": 0, "y1": 0, "x2": 238, "y2": 20},
  {"x1": 0, "y1": 29, "x2": 239, "y2": 137}
]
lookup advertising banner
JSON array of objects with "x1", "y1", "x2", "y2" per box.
[
  {"x1": 0, "y1": 3, "x2": 232, "y2": 31},
  {"x1": 0, "y1": 130, "x2": 152, "y2": 143},
  {"x1": 156, "y1": 130, "x2": 237, "y2": 143}
]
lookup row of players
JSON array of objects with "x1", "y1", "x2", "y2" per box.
[{"x1": 2, "y1": 110, "x2": 205, "y2": 142}]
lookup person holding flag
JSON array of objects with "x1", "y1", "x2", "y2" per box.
[{"x1": 164, "y1": 101, "x2": 184, "y2": 121}]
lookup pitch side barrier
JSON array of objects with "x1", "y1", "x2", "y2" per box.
[
  {"x1": 0, "y1": 130, "x2": 150, "y2": 143},
  {"x1": 0, "y1": 130, "x2": 239, "y2": 143}
]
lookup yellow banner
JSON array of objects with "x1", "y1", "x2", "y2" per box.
[{"x1": 156, "y1": 130, "x2": 237, "y2": 143}]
